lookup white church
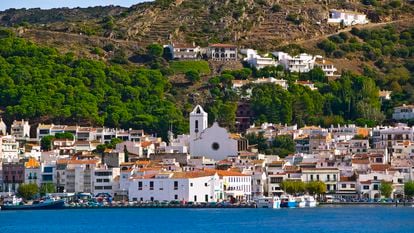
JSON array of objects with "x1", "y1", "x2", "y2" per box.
[{"x1": 189, "y1": 105, "x2": 240, "y2": 161}]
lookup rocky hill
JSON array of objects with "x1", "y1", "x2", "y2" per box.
[{"x1": 1, "y1": 0, "x2": 413, "y2": 56}]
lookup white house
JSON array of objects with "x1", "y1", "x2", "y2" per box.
[
  {"x1": 315, "y1": 57, "x2": 338, "y2": 77},
  {"x1": 372, "y1": 125, "x2": 414, "y2": 149},
  {"x1": 128, "y1": 171, "x2": 223, "y2": 202},
  {"x1": 328, "y1": 9, "x2": 369, "y2": 26},
  {"x1": 242, "y1": 49, "x2": 277, "y2": 69},
  {"x1": 253, "y1": 77, "x2": 288, "y2": 90},
  {"x1": 11, "y1": 120, "x2": 31, "y2": 139},
  {"x1": 24, "y1": 158, "x2": 41, "y2": 187},
  {"x1": 61, "y1": 159, "x2": 99, "y2": 193},
  {"x1": 0, "y1": 118, "x2": 6, "y2": 135},
  {"x1": 0, "y1": 135, "x2": 20, "y2": 162},
  {"x1": 392, "y1": 104, "x2": 414, "y2": 120},
  {"x1": 92, "y1": 165, "x2": 120, "y2": 196},
  {"x1": 208, "y1": 44, "x2": 238, "y2": 61},
  {"x1": 167, "y1": 42, "x2": 201, "y2": 60},
  {"x1": 301, "y1": 168, "x2": 340, "y2": 192},
  {"x1": 189, "y1": 105, "x2": 238, "y2": 161},
  {"x1": 272, "y1": 52, "x2": 316, "y2": 73},
  {"x1": 295, "y1": 80, "x2": 317, "y2": 91},
  {"x1": 209, "y1": 169, "x2": 252, "y2": 202}
]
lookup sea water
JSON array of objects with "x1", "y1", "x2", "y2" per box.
[{"x1": 0, "y1": 205, "x2": 413, "y2": 233}]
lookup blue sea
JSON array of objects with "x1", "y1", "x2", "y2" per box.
[{"x1": 1, "y1": 205, "x2": 413, "y2": 233}]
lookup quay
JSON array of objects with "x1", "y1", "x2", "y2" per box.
[{"x1": 64, "y1": 203, "x2": 256, "y2": 209}]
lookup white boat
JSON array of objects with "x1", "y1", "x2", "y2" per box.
[
  {"x1": 295, "y1": 196, "x2": 306, "y2": 208},
  {"x1": 256, "y1": 196, "x2": 281, "y2": 209},
  {"x1": 280, "y1": 195, "x2": 296, "y2": 208},
  {"x1": 304, "y1": 196, "x2": 317, "y2": 208}
]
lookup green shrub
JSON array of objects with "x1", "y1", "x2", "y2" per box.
[
  {"x1": 271, "y1": 4, "x2": 282, "y2": 12},
  {"x1": 389, "y1": 0, "x2": 402, "y2": 8}
]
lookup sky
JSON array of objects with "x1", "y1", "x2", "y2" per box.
[{"x1": 0, "y1": 0, "x2": 149, "y2": 11}]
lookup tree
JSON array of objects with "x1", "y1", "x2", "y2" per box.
[
  {"x1": 18, "y1": 183, "x2": 39, "y2": 200},
  {"x1": 40, "y1": 183, "x2": 56, "y2": 195},
  {"x1": 280, "y1": 180, "x2": 306, "y2": 195},
  {"x1": 271, "y1": 135, "x2": 295, "y2": 157},
  {"x1": 41, "y1": 135, "x2": 54, "y2": 151},
  {"x1": 307, "y1": 67, "x2": 327, "y2": 83},
  {"x1": 246, "y1": 132, "x2": 268, "y2": 152},
  {"x1": 54, "y1": 132, "x2": 74, "y2": 140},
  {"x1": 108, "y1": 138, "x2": 123, "y2": 149},
  {"x1": 317, "y1": 40, "x2": 337, "y2": 56},
  {"x1": 306, "y1": 181, "x2": 327, "y2": 195},
  {"x1": 146, "y1": 43, "x2": 163, "y2": 58},
  {"x1": 404, "y1": 181, "x2": 414, "y2": 198},
  {"x1": 185, "y1": 70, "x2": 201, "y2": 83},
  {"x1": 380, "y1": 181, "x2": 393, "y2": 198}
]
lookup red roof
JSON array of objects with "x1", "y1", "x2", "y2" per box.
[{"x1": 209, "y1": 43, "x2": 237, "y2": 48}]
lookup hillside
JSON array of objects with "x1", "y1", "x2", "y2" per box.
[
  {"x1": 1, "y1": 0, "x2": 413, "y2": 56},
  {"x1": 0, "y1": 1, "x2": 413, "y2": 134}
]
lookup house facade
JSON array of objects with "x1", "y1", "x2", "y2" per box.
[{"x1": 208, "y1": 44, "x2": 238, "y2": 61}]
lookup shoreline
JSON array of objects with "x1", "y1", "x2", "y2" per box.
[{"x1": 63, "y1": 202, "x2": 412, "y2": 209}]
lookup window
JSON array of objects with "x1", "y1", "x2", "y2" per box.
[
  {"x1": 95, "y1": 171, "x2": 112, "y2": 176},
  {"x1": 316, "y1": 175, "x2": 320, "y2": 181},
  {"x1": 174, "y1": 181, "x2": 178, "y2": 190},
  {"x1": 363, "y1": 185, "x2": 369, "y2": 190},
  {"x1": 205, "y1": 195, "x2": 209, "y2": 202},
  {"x1": 341, "y1": 184, "x2": 346, "y2": 188},
  {"x1": 190, "y1": 183, "x2": 193, "y2": 187},
  {"x1": 374, "y1": 176, "x2": 377, "y2": 181},
  {"x1": 150, "y1": 181, "x2": 154, "y2": 190},
  {"x1": 310, "y1": 175, "x2": 313, "y2": 181},
  {"x1": 150, "y1": 197, "x2": 154, "y2": 201},
  {"x1": 43, "y1": 167, "x2": 53, "y2": 173},
  {"x1": 205, "y1": 183, "x2": 208, "y2": 187},
  {"x1": 138, "y1": 181, "x2": 142, "y2": 190},
  {"x1": 327, "y1": 175, "x2": 330, "y2": 181},
  {"x1": 194, "y1": 195, "x2": 197, "y2": 202},
  {"x1": 350, "y1": 184, "x2": 355, "y2": 188},
  {"x1": 195, "y1": 120, "x2": 198, "y2": 130},
  {"x1": 174, "y1": 195, "x2": 178, "y2": 200},
  {"x1": 373, "y1": 184, "x2": 379, "y2": 190},
  {"x1": 212, "y1": 142, "x2": 220, "y2": 151}
]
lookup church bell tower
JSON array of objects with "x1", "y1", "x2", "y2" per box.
[{"x1": 189, "y1": 105, "x2": 208, "y2": 141}]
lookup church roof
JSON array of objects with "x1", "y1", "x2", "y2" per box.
[{"x1": 190, "y1": 105, "x2": 207, "y2": 115}]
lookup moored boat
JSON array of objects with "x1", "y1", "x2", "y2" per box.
[
  {"x1": 1, "y1": 196, "x2": 65, "y2": 211},
  {"x1": 256, "y1": 196, "x2": 281, "y2": 209},
  {"x1": 295, "y1": 196, "x2": 306, "y2": 208},
  {"x1": 304, "y1": 196, "x2": 318, "y2": 208},
  {"x1": 280, "y1": 195, "x2": 296, "y2": 208}
]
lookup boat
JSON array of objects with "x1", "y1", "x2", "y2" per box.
[
  {"x1": 280, "y1": 195, "x2": 296, "y2": 208},
  {"x1": 295, "y1": 196, "x2": 306, "y2": 208},
  {"x1": 1, "y1": 196, "x2": 65, "y2": 210},
  {"x1": 304, "y1": 196, "x2": 318, "y2": 208},
  {"x1": 256, "y1": 196, "x2": 281, "y2": 209}
]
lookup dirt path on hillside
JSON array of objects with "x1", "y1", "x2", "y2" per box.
[{"x1": 296, "y1": 18, "x2": 411, "y2": 45}]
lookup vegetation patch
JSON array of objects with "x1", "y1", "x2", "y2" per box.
[{"x1": 170, "y1": 60, "x2": 211, "y2": 75}]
